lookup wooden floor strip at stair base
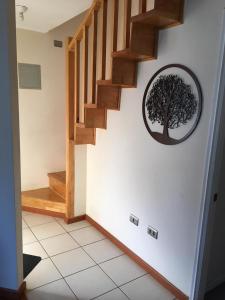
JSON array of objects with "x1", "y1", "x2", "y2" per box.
[{"x1": 22, "y1": 188, "x2": 66, "y2": 215}]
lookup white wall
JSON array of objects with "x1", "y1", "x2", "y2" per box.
[
  {"x1": 86, "y1": 0, "x2": 225, "y2": 296},
  {"x1": 17, "y1": 12, "x2": 86, "y2": 191}
]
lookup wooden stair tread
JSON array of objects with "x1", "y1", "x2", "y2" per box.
[
  {"x1": 22, "y1": 188, "x2": 65, "y2": 203},
  {"x1": 97, "y1": 80, "x2": 136, "y2": 89},
  {"x1": 48, "y1": 171, "x2": 66, "y2": 184},
  {"x1": 22, "y1": 188, "x2": 66, "y2": 214},
  {"x1": 131, "y1": 7, "x2": 183, "y2": 29},
  {"x1": 112, "y1": 49, "x2": 155, "y2": 62}
]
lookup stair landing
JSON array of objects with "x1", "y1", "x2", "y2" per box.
[{"x1": 22, "y1": 187, "x2": 66, "y2": 216}]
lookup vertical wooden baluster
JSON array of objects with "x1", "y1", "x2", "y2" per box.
[
  {"x1": 139, "y1": 0, "x2": 147, "y2": 13},
  {"x1": 66, "y1": 37, "x2": 75, "y2": 219},
  {"x1": 101, "y1": 0, "x2": 107, "y2": 80},
  {"x1": 66, "y1": 38, "x2": 75, "y2": 140},
  {"x1": 112, "y1": 0, "x2": 119, "y2": 52},
  {"x1": 91, "y1": 10, "x2": 98, "y2": 104},
  {"x1": 75, "y1": 39, "x2": 80, "y2": 123},
  {"x1": 124, "y1": 0, "x2": 132, "y2": 49},
  {"x1": 83, "y1": 26, "x2": 88, "y2": 104}
]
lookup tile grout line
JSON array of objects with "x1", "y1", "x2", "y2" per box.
[
  {"x1": 68, "y1": 232, "x2": 107, "y2": 248},
  {"x1": 90, "y1": 287, "x2": 127, "y2": 300},
  {"x1": 23, "y1": 214, "x2": 127, "y2": 298},
  {"x1": 48, "y1": 253, "x2": 80, "y2": 300},
  {"x1": 26, "y1": 278, "x2": 65, "y2": 294},
  {"x1": 24, "y1": 240, "x2": 49, "y2": 259},
  {"x1": 67, "y1": 227, "x2": 144, "y2": 299},
  {"x1": 43, "y1": 245, "x2": 82, "y2": 258},
  {"x1": 23, "y1": 213, "x2": 170, "y2": 299},
  {"x1": 78, "y1": 237, "x2": 148, "y2": 300},
  {"x1": 23, "y1": 218, "x2": 65, "y2": 245},
  {"x1": 23, "y1": 216, "x2": 51, "y2": 258},
  {"x1": 80, "y1": 245, "x2": 131, "y2": 300},
  {"x1": 54, "y1": 217, "x2": 92, "y2": 231}
]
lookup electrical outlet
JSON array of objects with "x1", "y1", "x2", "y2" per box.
[
  {"x1": 129, "y1": 214, "x2": 139, "y2": 226},
  {"x1": 147, "y1": 226, "x2": 158, "y2": 239}
]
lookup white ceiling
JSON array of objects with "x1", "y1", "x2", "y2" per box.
[{"x1": 15, "y1": 0, "x2": 92, "y2": 33}]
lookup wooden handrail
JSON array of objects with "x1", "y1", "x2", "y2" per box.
[{"x1": 68, "y1": 0, "x2": 102, "y2": 50}]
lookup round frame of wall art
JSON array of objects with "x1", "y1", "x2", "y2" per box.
[{"x1": 142, "y1": 64, "x2": 203, "y2": 145}]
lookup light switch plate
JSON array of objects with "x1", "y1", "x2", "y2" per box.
[
  {"x1": 129, "y1": 214, "x2": 139, "y2": 226},
  {"x1": 147, "y1": 226, "x2": 158, "y2": 239}
]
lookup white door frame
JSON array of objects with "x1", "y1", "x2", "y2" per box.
[{"x1": 191, "y1": 9, "x2": 225, "y2": 300}]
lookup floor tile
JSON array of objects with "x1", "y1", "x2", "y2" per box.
[
  {"x1": 22, "y1": 211, "x2": 33, "y2": 217},
  {"x1": 22, "y1": 220, "x2": 28, "y2": 229},
  {"x1": 23, "y1": 241, "x2": 48, "y2": 259},
  {"x1": 83, "y1": 239, "x2": 123, "y2": 263},
  {"x1": 65, "y1": 266, "x2": 116, "y2": 300},
  {"x1": 26, "y1": 258, "x2": 62, "y2": 290},
  {"x1": 40, "y1": 233, "x2": 80, "y2": 257},
  {"x1": 31, "y1": 222, "x2": 66, "y2": 240},
  {"x1": 121, "y1": 274, "x2": 175, "y2": 300},
  {"x1": 95, "y1": 288, "x2": 129, "y2": 300},
  {"x1": 52, "y1": 248, "x2": 96, "y2": 277},
  {"x1": 70, "y1": 226, "x2": 105, "y2": 246},
  {"x1": 100, "y1": 255, "x2": 146, "y2": 286},
  {"x1": 57, "y1": 219, "x2": 91, "y2": 232},
  {"x1": 27, "y1": 279, "x2": 77, "y2": 300},
  {"x1": 23, "y1": 214, "x2": 55, "y2": 227},
  {"x1": 23, "y1": 228, "x2": 37, "y2": 245}
]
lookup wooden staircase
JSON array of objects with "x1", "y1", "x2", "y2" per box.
[
  {"x1": 68, "y1": 0, "x2": 184, "y2": 146},
  {"x1": 66, "y1": 0, "x2": 184, "y2": 220},
  {"x1": 22, "y1": 0, "x2": 184, "y2": 221}
]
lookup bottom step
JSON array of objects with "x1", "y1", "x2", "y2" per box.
[{"x1": 22, "y1": 188, "x2": 66, "y2": 215}]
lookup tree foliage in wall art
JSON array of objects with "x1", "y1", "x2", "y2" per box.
[{"x1": 143, "y1": 65, "x2": 203, "y2": 145}]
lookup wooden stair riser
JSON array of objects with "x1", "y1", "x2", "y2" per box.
[
  {"x1": 130, "y1": 23, "x2": 159, "y2": 60},
  {"x1": 48, "y1": 176, "x2": 66, "y2": 199},
  {"x1": 155, "y1": 0, "x2": 184, "y2": 20},
  {"x1": 97, "y1": 85, "x2": 121, "y2": 110},
  {"x1": 85, "y1": 107, "x2": 107, "y2": 129},
  {"x1": 132, "y1": 0, "x2": 184, "y2": 29},
  {"x1": 111, "y1": 57, "x2": 137, "y2": 86},
  {"x1": 75, "y1": 126, "x2": 96, "y2": 145}
]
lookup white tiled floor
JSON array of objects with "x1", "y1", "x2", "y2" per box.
[{"x1": 23, "y1": 212, "x2": 176, "y2": 300}]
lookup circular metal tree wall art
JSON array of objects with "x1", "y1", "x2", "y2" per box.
[{"x1": 143, "y1": 64, "x2": 202, "y2": 145}]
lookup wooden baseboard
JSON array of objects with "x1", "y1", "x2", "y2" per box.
[
  {"x1": 65, "y1": 214, "x2": 86, "y2": 224},
  {"x1": 22, "y1": 206, "x2": 65, "y2": 219},
  {"x1": 86, "y1": 215, "x2": 188, "y2": 300},
  {"x1": 0, "y1": 282, "x2": 27, "y2": 300}
]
